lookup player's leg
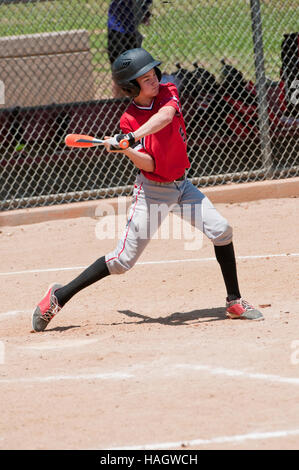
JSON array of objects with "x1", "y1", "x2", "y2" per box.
[
  {"x1": 177, "y1": 180, "x2": 263, "y2": 320},
  {"x1": 32, "y1": 181, "x2": 145, "y2": 331},
  {"x1": 175, "y1": 179, "x2": 240, "y2": 297},
  {"x1": 105, "y1": 180, "x2": 153, "y2": 275},
  {"x1": 32, "y1": 176, "x2": 171, "y2": 331},
  {"x1": 54, "y1": 183, "x2": 165, "y2": 300},
  {"x1": 105, "y1": 174, "x2": 175, "y2": 275},
  {"x1": 31, "y1": 255, "x2": 111, "y2": 332}
]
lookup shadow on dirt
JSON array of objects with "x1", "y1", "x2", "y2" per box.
[
  {"x1": 117, "y1": 307, "x2": 226, "y2": 325},
  {"x1": 46, "y1": 325, "x2": 81, "y2": 332}
]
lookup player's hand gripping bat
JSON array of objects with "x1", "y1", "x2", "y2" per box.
[{"x1": 65, "y1": 133, "x2": 135, "y2": 151}]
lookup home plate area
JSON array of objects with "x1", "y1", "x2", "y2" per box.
[{"x1": 0, "y1": 197, "x2": 298, "y2": 449}]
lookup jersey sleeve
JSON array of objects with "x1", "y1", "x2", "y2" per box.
[
  {"x1": 119, "y1": 114, "x2": 133, "y2": 134},
  {"x1": 120, "y1": 112, "x2": 148, "y2": 153},
  {"x1": 158, "y1": 83, "x2": 182, "y2": 116}
]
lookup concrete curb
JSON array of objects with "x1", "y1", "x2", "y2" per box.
[{"x1": 1, "y1": 177, "x2": 298, "y2": 227}]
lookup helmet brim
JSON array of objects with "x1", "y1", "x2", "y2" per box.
[{"x1": 118, "y1": 60, "x2": 162, "y2": 85}]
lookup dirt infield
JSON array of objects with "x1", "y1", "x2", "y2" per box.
[{"x1": 0, "y1": 193, "x2": 299, "y2": 450}]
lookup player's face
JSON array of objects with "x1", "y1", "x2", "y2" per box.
[{"x1": 136, "y1": 68, "x2": 160, "y2": 99}]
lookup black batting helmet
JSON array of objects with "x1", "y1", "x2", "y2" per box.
[{"x1": 112, "y1": 48, "x2": 162, "y2": 97}]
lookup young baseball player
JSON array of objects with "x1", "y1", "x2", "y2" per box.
[{"x1": 32, "y1": 48, "x2": 263, "y2": 332}]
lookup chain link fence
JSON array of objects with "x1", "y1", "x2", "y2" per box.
[{"x1": 0, "y1": 0, "x2": 298, "y2": 211}]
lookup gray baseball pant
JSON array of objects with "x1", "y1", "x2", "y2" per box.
[{"x1": 105, "y1": 172, "x2": 232, "y2": 275}]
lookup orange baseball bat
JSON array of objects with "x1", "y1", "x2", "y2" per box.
[{"x1": 65, "y1": 134, "x2": 130, "y2": 149}]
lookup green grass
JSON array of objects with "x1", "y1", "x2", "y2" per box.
[
  {"x1": 144, "y1": 0, "x2": 298, "y2": 80},
  {"x1": 0, "y1": 0, "x2": 297, "y2": 85}
]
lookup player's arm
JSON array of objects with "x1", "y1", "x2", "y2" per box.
[
  {"x1": 122, "y1": 147, "x2": 155, "y2": 172},
  {"x1": 104, "y1": 105, "x2": 176, "y2": 152},
  {"x1": 133, "y1": 105, "x2": 176, "y2": 141},
  {"x1": 103, "y1": 135, "x2": 155, "y2": 172}
]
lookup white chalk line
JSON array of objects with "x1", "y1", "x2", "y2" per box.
[
  {"x1": 0, "y1": 266, "x2": 87, "y2": 276},
  {"x1": 0, "y1": 310, "x2": 31, "y2": 319},
  {"x1": 22, "y1": 338, "x2": 99, "y2": 351},
  {"x1": 2, "y1": 363, "x2": 299, "y2": 448},
  {"x1": 175, "y1": 364, "x2": 299, "y2": 385},
  {"x1": 1, "y1": 362, "x2": 299, "y2": 387},
  {"x1": 0, "y1": 252, "x2": 298, "y2": 277},
  {"x1": 106, "y1": 428, "x2": 299, "y2": 450},
  {"x1": 0, "y1": 371, "x2": 133, "y2": 384}
]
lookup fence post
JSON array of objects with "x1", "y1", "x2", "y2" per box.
[
  {"x1": 0, "y1": 80, "x2": 5, "y2": 105},
  {"x1": 250, "y1": 0, "x2": 273, "y2": 173}
]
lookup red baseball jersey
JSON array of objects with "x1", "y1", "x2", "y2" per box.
[{"x1": 120, "y1": 83, "x2": 191, "y2": 182}]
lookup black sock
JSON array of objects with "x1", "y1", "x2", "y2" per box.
[
  {"x1": 55, "y1": 256, "x2": 110, "y2": 307},
  {"x1": 214, "y1": 242, "x2": 241, "y2": 301}
]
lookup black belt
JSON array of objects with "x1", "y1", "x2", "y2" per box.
[{"x1": 175, "y1": 173, "x2": 186, "y2": 181}]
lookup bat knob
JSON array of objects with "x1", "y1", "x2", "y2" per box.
[{"x1": 119, "y1": 139, "x2": 130, "y2": 149}]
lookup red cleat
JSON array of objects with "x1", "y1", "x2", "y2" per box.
[
  {"x1": 32, "y1": 284, "x2": 63, "y2": 332},
  {"x1": 226, "y1": 298, "x2": 264, "y2": 321}
]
